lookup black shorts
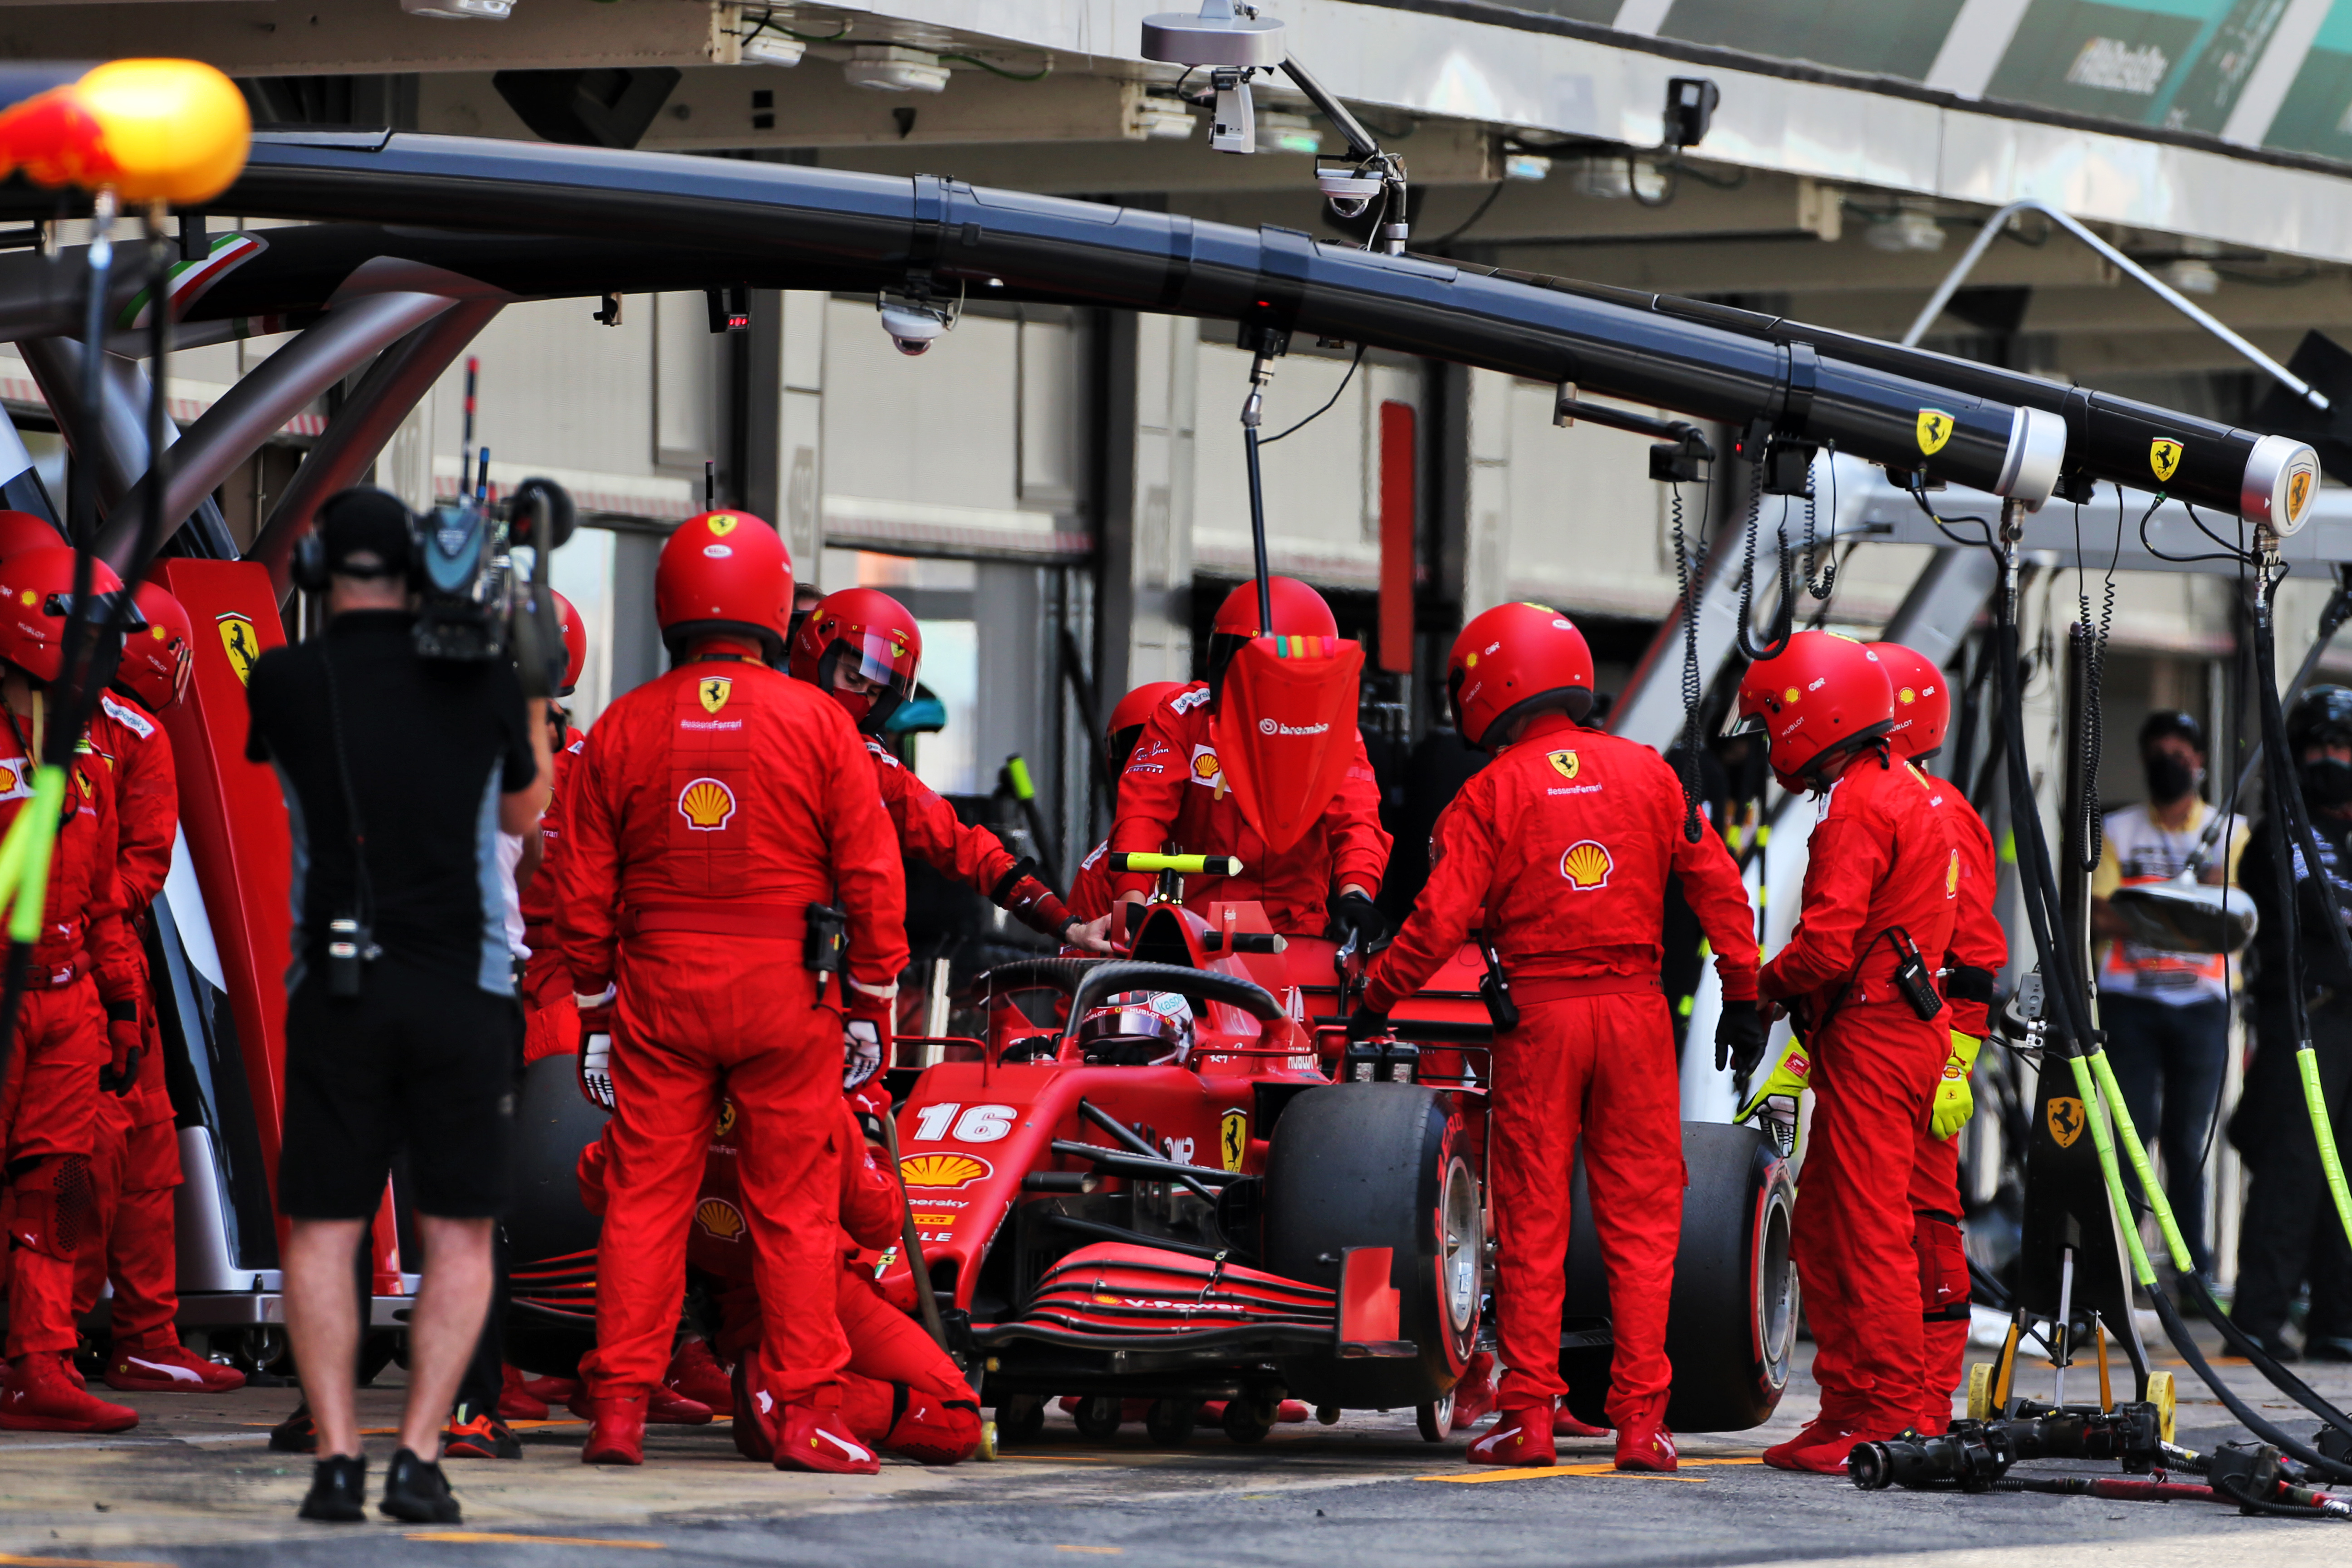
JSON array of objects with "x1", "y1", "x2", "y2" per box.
[{"x1": 279, "y1": 956, "x2": 522, "y2": 1221}]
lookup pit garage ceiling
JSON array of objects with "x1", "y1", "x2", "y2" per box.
[{"x1": 13, "y1": 0, "x2": 2352, "y2": 264}]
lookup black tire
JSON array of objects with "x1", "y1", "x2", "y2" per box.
[
  {"x1": 1416, "y1": 1391, "x2": 1455, "y2": 1442},
  {"x1": 1073, "y1": 1394, "x2": 1124, "y2": 1441},
  {"x1": 1559, "y1": 1122, "x2": 1798, "y2": 1433},
  {"x1": 1222, "y1": 1397, "x2": 1275, "y2": 1444},
  {"x1": 1145, "y1": 1398, "x2": 1198, "y2": 1446},
  {"x1": 500, "y1": 1054, "x2": 609, "y2": 1375},
  {"x1": 1262, "y1": 1083, "x2": 1481, "y2": 1411}
]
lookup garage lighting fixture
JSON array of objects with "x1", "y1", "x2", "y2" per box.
[
  {"x1": 1128, "y1": 95, "x2": 1197, "y2": 140},
  {"x1": 1867, "y1": 207, "x2": 1946, "y2": 254},
  {"x1": 741, "y1": 33, "x2": 806, "y2": 67},
  {"x1": 402, "y1": 0, "x2": 512, "y2": 16},
  {"x1": 2161, "y1": 258, "x2": 2221, "y2": 296},
  {"x1": 844, "y1": 45, "x2": 949, "y2": 92},
  {"x1": 1571, "y1": 157, "x2": 1631, "y2": 199},
  {"x1": 1504, "y1": 152, "x2": 1551, "y2": 181},
  {"x1": 1256, "y1": 109, "x2": 1319, "y2": 156}
]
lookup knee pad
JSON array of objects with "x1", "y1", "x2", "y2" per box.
[
  {"x1": 1913, "y1": 1211, "x2": 1971, "y2": 1323},
  {"x1": 884, "y1": 1388, "x2": 981, "y2": 1465},
  {"x1": 6, "y1": 1154, "x2": 93, "y2": 1262}
]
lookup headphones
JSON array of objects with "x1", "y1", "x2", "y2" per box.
[{"x1": 292, "y1": 491, "x2": 418, "y2": 596}]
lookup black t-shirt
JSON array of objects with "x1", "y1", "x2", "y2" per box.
[
  {"x1": 2243, "y1": 808, "x2": 2352, "y2": 1000},
  {"x1": 246, "y1": 611, "x2": 536, "y2": 993}
]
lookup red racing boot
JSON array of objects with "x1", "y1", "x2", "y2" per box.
[
  {"x1": 1612, "y1": 1395, "x2": 1676, "y2": 1473},
  {"x1": 1449, "y1": 1351, "x2": 1499, "y2": 1433},
  {"x1": 1465, "y1": 1400, "x2": 1555, "y2": 1467},
  {"x1": 579, "y1": 1392, "x2": 648, "y2": 1465},
  {"x1": 666, "y1": 1339, "x2": 734, "y2": 1417},
  {"x1": 1764, "y1": 1418, "x2": 1872, "y2": 1474},
  {"x1": 571, "y1": 1382, "x2": 711, "y2": 1427},
  {"x1": 0, "y1": 1352, "x2": 139, "y2": 1432},
  {"x1": 522, "y1": 1373, "x2": 579, "y2": 1406},
  {"x1": 103, "y1": 1334, "x2": 247, "y2": 1393},
  {"x1": 1554, "y1": 1407, "x2": 1610, "y2": 1439},
  {"x1": 497, "y1": 1364, "x2": 549, "y2": 1422},
  {"x1": 775, "y1": 1404, "x2": 881, "y2": 1475}
]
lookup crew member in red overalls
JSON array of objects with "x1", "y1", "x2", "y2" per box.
[
  {"x1": 74, "y1": 583, "x2": 238, "y2": 1393},
  {"x1": 1069, "y1": 681, "x2": 1187, "y2": 925},
  {"x1": 789, "y1": 588, "x2": 1110, "y2": 976},
  {"x1": 1870, "y1": 642, "x2": 2004, "y2": 1434},
  {"x1": 559, "y1": 511, "x2": 907, "y2": 1471},
  {"x1": 1110, "y1": 578, "x2": 1390, "y2": 940},
  {"x1": 1733, "y1": 631, "x2": 1959, "y2": 1473},
  {"x1": 0, "y1": 548, "x2": 151, "y2": 1432},
  {"x1": 1352, "y1": 603, "x2": 1766, "y2": 1471}
]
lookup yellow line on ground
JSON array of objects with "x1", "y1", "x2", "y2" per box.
[
  {"x1": 403, "y1": 1534, "x2": 664, "y2": 1549},
  {"x1": 1419, "y1": 1456, "x2": 1764, "y2": 1484},
  {"x1": 0, "y1": 1556, "x2": 173, "y2": 1568}
]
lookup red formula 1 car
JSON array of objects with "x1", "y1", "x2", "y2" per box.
[{"x1": 855, "y1": 893, "x2": 1797, "y2": 1449}]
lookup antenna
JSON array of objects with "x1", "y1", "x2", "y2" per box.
[
  {"x1": 475, "y1": 446, "x2": 490, "y2": 504},
  {"x1": 460, "y1": 355, "x2": 479, "y2": 498},
  {"x1": 705, "y1": 458, "x2": 715, "y2": 511}
]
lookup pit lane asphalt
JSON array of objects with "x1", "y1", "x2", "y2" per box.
[{"x1": 4, "y1": 1341, "x2": 2349, "y2": 1568}]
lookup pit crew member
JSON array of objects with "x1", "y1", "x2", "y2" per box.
[
  {"x1": 1733, "y1": 631, "x2": 1959, "y2": 1472},
  {"x1": 1068, "y1": 681, "x2": 1188, "y2": 925},
  {"x1": 1110, "y1": 578, "x2": 1390, "y2": 938},
  {"x1": 1351, "y1": 602, "x2": 1765, "y2": 1472},
  {"x1": 559, "y1": 510, "x2": 908, "y2": 1472}
]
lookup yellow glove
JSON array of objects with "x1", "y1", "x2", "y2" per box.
[
  {"x1": 1737, "y1": 1034, "x2": 1813, "y2": 1156},
  {"x1": 1931, "y1": 1032, "x2": 1982, "y2": 1142}
]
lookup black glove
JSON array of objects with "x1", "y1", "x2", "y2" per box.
[
  {"x1": 1715, "y1": 998, "x2": 1769, "y2": 1077},
  {"x1": 1329, "y1": 891, "x2": 1389, "y2": 949},
  {"x1": 1346, "y1": 1003, "x2": 1388, "y2": 1041}
]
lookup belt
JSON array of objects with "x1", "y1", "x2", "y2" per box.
[
  {"x1": 30, "y1": 956, "x2": 83, "y2": 991},
  {"x1": 622, "y1": 901, "x2": 808, "y2": 940},
  {"x1": 1509, "y1": 975, "x2": 1662, "y2": 1005}
]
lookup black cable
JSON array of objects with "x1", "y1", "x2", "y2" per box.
[
  {"x1": 1800, "y1": 445, "x2": 1835, "y2": 601},
  {"x1": 1733, "y1": 454, "x2": 1794, "y2": 662},
  {"x1": 2214, "y1": 1474, "x2": 2348, "y2": 1519},
  {"x1": 1257, "y1": 344, "x2": 1364, "y2": 446},
  {"x1": 2137, "y1": 490, "x2": 2244, "y2": 566},
  {"x1": 1428, "y1": 180, "x2": 1505, "y2": 249},
  {"x1": 1669, "y1": 474, "x2": 1705, "y2": 843},
  {"x1": 2151, "y1": 1286, "x2": 2352, "y2": 1482}
]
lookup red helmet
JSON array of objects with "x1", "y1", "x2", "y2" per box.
[
  {"x1": 1447, "y1": 602, "x2": 1595, "y2": 751},
  {"x1": 1733, "y1": 629, "x2": 1894, "y2": 787},
  {"x1": 1107, "y1": 680, "x2": 1186, "y2": 772},
  {"x1": 1868, "y1": 642, "x2": 1949, "y2": 763},
  {"x1": 116, "y1": 582, "x2": 192, "y2": 712},
  {"x1": 789, "y1": 587, "x2": 922, "y2": 735},
  {"x1": 1206, "y1": 576, "x2": 1337, "y2": 696},
  {"x1": 550, "y1": 588, "x2": 587, "y2": 697},
  {"x1": 0, "y1": 546, "x2": 125, "y2": 684},
  {"x1": 654, "y1": 510, "x2": 792, "y2": 661},
  {"x1": 0, "y1": 511, "x2": 64, "y2": 562}
]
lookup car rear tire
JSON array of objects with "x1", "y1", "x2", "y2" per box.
[
  {"x1": 1416, "y1": 1391, "x2": 1455, "y2": 1442},
  {"x1": 1262, "y1": 1083, "x2": 1481, "y2": 1411},
  {"x1": 1558, "y1": 1122, "x2": 1796, "y2": 1433},
  {"x1": 1222, "y1": 1397, "x2": 1276, "y2": 1444}
]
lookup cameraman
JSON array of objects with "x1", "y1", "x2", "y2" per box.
[{"x1": 245, "y1": 489, "x2": 551, "y2": 1524}]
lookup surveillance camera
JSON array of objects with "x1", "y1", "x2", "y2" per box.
[{"x1": 879, "y1": 299, "x2": 950, "y2": 356}]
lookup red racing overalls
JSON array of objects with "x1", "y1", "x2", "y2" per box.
[
  {"x1": 1761, "y1": 751, "x2": 1959, "y2": 1437},
  {"x1": 1109, "y1": 681, "x2": 1389, "y2": 934},
  {"x1": 559, "y1": 656, "x2": 906, "y2": 1409},
  {"x1": 519, "y1": 725, "x2": 585, "y2": 1067},
  {"x1": 1363, "y1": 713, "x2": 1759, "y2": 1424}
]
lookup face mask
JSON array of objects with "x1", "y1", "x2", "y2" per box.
[
  {"x1": 2302, "y1": 757, "x2": 2352, "y2": 810},
  {"x1": 2144, "y1": 751, "x2": 2198, "y2": 804}
]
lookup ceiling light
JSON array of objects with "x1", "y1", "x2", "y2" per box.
[
  {"x1": 1127, "y1": 96, "x2": 1196, "y2": 140},
  {"x1": 402, "y1": 0, "x2": 511, "y2": 16},
  {"x1": 1255, "y1": 109, "x2": 1320, "y2": 156},
  {"x1": 2161, "y1": 258, "x2": 2221, "y2": 295},
  {"x1": 741, "y1": 33, "x2": 806, "y2": 67},
  {"x1": 1571, "y1": 157, "x2": 1630, "y2": 199},
  {"x1": 1504, "y1": 153, "x2": 1551, "y2": 181},
  {"x1": 844, "y1": 45, "x2": 949, "y2": 92},
  {"x1": 1867, "y1": 208, "x2": 1946, "y2": 253}
]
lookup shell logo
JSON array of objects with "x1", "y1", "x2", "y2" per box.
[
  {"x1": 1783, "y1": 686, "x2": 1801, "y2": 705},
  {"x1": 706, "y1": 514, "x2": 739, "y2": 537},
  {"x1": 678, "y1": 777, "x2": 736, "y2": 831},
  {"x1": 1946, "y1": 848, "x2": 1960, "y2": 898},
  {"x1": 901, "y1": 1152, "x2": 993, "y2": 1189},
  {"x1": 1897, "y1": 686, "x2": 1916, "y2": 706},
  {"x1": 1192, "y1": 751, "x2": 1221, "y2": 781},
  {"x1": 1559, "y1": 840, "x2": 1613, "y2": 890},
  {"x1": 695, "y1": 1198, "x2": 745, "y2": 1241}
]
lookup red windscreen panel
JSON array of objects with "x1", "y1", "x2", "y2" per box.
[{"x1": 1377, "y1": 400, "x2": 1415, "y2": 675}]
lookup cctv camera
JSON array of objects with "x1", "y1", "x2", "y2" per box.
[{"x1": 879, "y1": 300, "x2": 949, "y2": 356}]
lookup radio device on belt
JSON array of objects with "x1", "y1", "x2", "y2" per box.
[
  {"x1": 1476, "y1": 934, "x2": 1521, "y2": 1034},
  {"x1": 805, "y1": 901, "x2": 848, "y2": 994},
  {"x1": 1812, "y1": 926, "x2": 1944, "y2": 1035}
]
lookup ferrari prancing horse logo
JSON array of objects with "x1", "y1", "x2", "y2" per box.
[
  {"x1": 2150, "y1": 438, "x2": 2183, "y2": 484},
  {"x1": 700, "y1": 676, "x2": 732, "y2": 714},
  {"x1": 1220, "y1": 1109, "x2": 1248, "y2": 1172},
  {"x1": 2047, "y1": 1096, "x2": 2086, "y2": 1149},
  {"x1": 216, "y1": 613, "x2": 260, "y2": 686},
  {"x1": 1916, "y1": 408, "x2": 1953, "y2": 456},
  {"x1": 1548, "y1": 750, "x2": 1579, "y2": 780}
]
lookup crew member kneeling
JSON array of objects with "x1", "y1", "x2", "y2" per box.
[
  {"x1": 559, "y1": 510, "x2": 907, "y2": 1472},
  {"x1": 1733, "y1": 631, "x2": 1958, "y2": 1473},
  {"x1": 1350, "y1": 603, "x2": 1764, "y2": 1472}
]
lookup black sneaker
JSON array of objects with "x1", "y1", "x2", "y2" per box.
[
  {"x1": 2306, "y1": 1336, "x2": 2352, "y2": 1363},
  {"x1": 298, "y1": 1454, "x2": 367, "y2": 1523},
  {"x1": 443, "y1": 1405, "x2": 522, "y2": 1460},
  {"x1": 2244, "y1": 1331, "x2": 2304, "y2": 1364},
  {"x1": 270, "y1": 1402, "x2": 320, "y2": 1454},
  {"x1": 380, "y1": 1447, "x2": 462, "y2": 1524}
]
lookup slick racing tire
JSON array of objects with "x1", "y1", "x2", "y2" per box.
[
  {"x1": 1262, "y1": 1083, "x2": 1481, "y2": 1412},
  {"x1": 500, "y1": 1054, "x2": 609, "y2": 1376},
  {"x1": 1559, "y1": 1122, "x2": 1795, "y2": 1433}
]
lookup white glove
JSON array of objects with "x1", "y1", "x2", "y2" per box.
[
  {"x1": 843, "y1": 1019, "x2": 883, "y2": 1092},
  {"x1": 579, "y1": 1032, "x2": 615, "y2": 1112}
]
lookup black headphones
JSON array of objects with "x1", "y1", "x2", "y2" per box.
[{"x1": 293, "y1": 490, "x2": 419, "y2": 596}]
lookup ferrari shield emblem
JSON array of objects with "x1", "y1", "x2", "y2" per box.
[
  {"x1": 1220, "y1": 1109, "x2": 1249, "y2": 1172},
  {"x1": 715, "y1": 1098, "x2": 738, "y2": 1139},
  {"x1": 1548, "y1": 750, "x2": 1578, "y2": 780},
  {"x1": 2150, "y1": 438, "x2": 2182, "y2": 484},
  {"x1": 706, "y1": 514, "x2": 738, "y2": 536},
  {"x1": 2288, "y1": 454, "x2": 2318, "y2": 525},
  {"x1": 2047, "y1": 1096, "x2": 2087, "y2": 1149},
  {"x1": 216, "y1": 613, "x2": 260, "y2": 686},
  {"x1": 699, "y1": 676, "x2": 732, "y2": 714},
  {"x1": 1915, "y1": 408, "x2": 1953, "y2": 456}
]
